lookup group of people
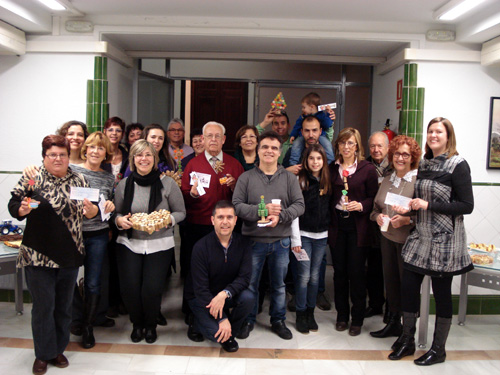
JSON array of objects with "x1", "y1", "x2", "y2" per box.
[{"x1": 9, "y1": 91, "x2": 474, "y2": 374}]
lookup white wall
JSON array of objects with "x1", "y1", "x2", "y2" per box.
[
  {"x1": 0, "y1": 53, "x2": 94, "y2": 171},
  {"x1": 0, "y1": 53, "x2": 134, "y2": 225},
  {"x1": 419, "y1": 61, "x2": 500, "y2": 183},
  {"x1": 371, "y1": 65, "x2": 404, "y2": 134},
  {"x1": 107, "y1": 58, "x2": 134, "y2": 122}
]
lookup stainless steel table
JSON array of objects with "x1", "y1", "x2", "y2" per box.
[
  {"x1": 0, "y1": 243, "x2": 23, "y2": 314},
  {"x1": 458, "y1": 250, "x2": 500, "y2": 325},
  {"x1": 418, "y1": 249, "x2": 500, "y2": 348}
]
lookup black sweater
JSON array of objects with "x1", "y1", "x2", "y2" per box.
[
  {"x1": 184, "y1": 231, "x2": 252, "y2": 317},
  {"x1": 299, "y1": 173, "x2": 331, "y2": 232}
]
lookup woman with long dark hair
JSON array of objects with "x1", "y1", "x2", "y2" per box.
[{"x1": 290, "y1": 144, "x2": 331, "y2": 334}]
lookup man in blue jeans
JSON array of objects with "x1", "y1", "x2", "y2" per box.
[
  {"x1": 233, "y1": 131, "x2": 305, "y2": 340},
  {"x1": 184, "y1": 200, "x2": 253, "y2": 352}
]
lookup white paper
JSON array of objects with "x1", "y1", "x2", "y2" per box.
[
  {"x1": 189, "y1": 172, "x2": 206, "y2": 197},
  {"x1": 70, "y1": 187, "x2": 100, "y2": 202},
  {"x1": 292, "y1": 248, "x2": 310, "y2": 261},
  {"x1": 257, "y1": 221, "x2": 273, "y2": 227},
  {"x1": 318, "y1": 102, "x2": 337, "y2": 111},
  {"x1": 190, "y1": 171, "x2": 211, "y2": 188},
  {"x1": 99, "y1": 194, "x2": 111, "y2": 222},
  {"x1": 384, "y1": 192, "x2": 412, "y2": 208},
  {"x1": 197, "y1": 184, "x2": 206, "y2": 196}
]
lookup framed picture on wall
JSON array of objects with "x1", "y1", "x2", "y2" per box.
[{"x1": 487, "y1": 97, "x2": 500, "y2": 169}]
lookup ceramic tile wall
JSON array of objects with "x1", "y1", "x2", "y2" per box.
[
  {"x1": 86, "y1": 56, "x2": 109, "y2": 133},
  {"x1": 398, "y1": 63, "x2": 424, "y2": 146}
]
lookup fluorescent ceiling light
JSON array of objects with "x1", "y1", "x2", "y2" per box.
[
  {"x1": 434, "y1": 0, "x2": 486, "y2": 21},
  {"x1": 0, "y1": 0, "x2": 36, "y2": 21},
  {"x1": 474, "y1": 13, "x2": 500, "y2": 34},
  {"x1": 37, "y1": 0, "x2": 66, "y2": 11}
]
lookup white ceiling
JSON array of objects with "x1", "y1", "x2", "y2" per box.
[{"x1": 2, "y1": 0, "x2": 500, "y2": 63}]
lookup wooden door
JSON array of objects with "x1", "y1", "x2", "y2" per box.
[{"x1": 191, "y1": 81, "x2": 248, "y2": 154}]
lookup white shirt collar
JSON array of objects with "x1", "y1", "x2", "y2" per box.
[
  {"x1": 205, "y1": 150, "x2": 223, "y2": 163},
  {"x1": 389, "y1": 169, "x2": 417, "y2": 188}
]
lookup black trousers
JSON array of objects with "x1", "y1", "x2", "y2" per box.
[
  {"x1": 116, "y1": 244, "x2": 173, "y2": 328},
  {"x1": 331, "y1": 212, "x2": 368, "y2": 326},
  {"x1": 380, "y1": 235, "x2": 404, "y2": 313},
  {"x1": 188, "y1": 289, "x2": 254, "y2": 341},
  {"x1": 366, "y1": 243, "x2": 385, "y2": 310},
  {"x1": 181, "y1": 222, "x2": 214, "y2": 315},
  {"x1": 401, "y1": 269, "x2": 453, "y2": 318},
  {"x1": 25, "y1": 266, "x2": 78, "y2": 360}
]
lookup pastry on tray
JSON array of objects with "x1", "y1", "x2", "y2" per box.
[
  {"x1": 470, "y1": 254, "x2": 494, "y2": 265},
  {"x1": 129, "y1": 209, "x2": 172, "y2": 234},
  {"x1": 469, "y1": 242, "x2": 496, "y2": 252},
  {"x1": 4, "y1": 240, "x2": 22, "y2": 249}
]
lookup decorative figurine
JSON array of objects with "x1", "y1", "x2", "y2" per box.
[
  {"x1": 257, "y1": 195, "x2": 270, "y2": 224},
  {"x1": 341, "y1": 170, "x2": 350, "y2": 218}
]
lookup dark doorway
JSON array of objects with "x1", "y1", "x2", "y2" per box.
[{"x1": 191, "y1": 81, "x2": 248, "y2": 154}]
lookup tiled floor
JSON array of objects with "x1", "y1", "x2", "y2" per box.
[{"x1": 1, "y1": 268, "x2": 500, "y2": 375}]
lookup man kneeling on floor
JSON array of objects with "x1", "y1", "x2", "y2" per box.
[{"x1": 184, "y1": 200, "x2": 253, "y2": 352}]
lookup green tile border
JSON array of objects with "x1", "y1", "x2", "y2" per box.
[
  {"x1": 428, "y1": 294, "x2": 500, "y2": 315},
  {"x1": 86, "y1": 56, "x2": 109, "y2": 133},
  {"x1": 0, "y1": 289, "x2": 32, "y2": 303},
  {"x1": 398, "y1": 63, "x2": 424, "y2": 145}
]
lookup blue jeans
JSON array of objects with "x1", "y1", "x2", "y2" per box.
[
  {"x1": 25, "y1": 266, "x2": 78, "y2": 360},
  {"x1": 84, "y1": 233, "x2": 109, "y2": 296},
  {"x1": 291, "y1": 236, "x2": 327, "y2": 311},
  {"x1": 188, "y1": 289, "x2": 254, "y2": 342},
  {"x1": 289, "y1": 135, "x2": 335, "y2": 165},
  {"x1": 247, "y1": 238, "x2": 290, "y2": 324}
]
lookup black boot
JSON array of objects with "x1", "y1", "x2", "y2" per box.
[
  {"x1": 388, "y1": 312, "x2": 417, "y2": 360},
  {"x1": 296, "y1": 310, "x2": 309, "y2": 334},
  {"x1": 82, "y1": 294, "x2": 100, "y2": 349},
  {"x1": 306, "y1": 307, "x2": 318, "y2": 332},
  {"x1": 414, "y1": 317, "x2": 451, "y2": 366},
  {"x1": 370, "y1": 312, "x2": 402, "y2": 338}
]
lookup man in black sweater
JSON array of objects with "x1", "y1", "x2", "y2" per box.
[{"x1": 184, "y1": 200, "x2": 253, "y2": 352}]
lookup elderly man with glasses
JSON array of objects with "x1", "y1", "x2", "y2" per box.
[{"x1": 181, "y1": 121, "x2": 244, "y2": 341}]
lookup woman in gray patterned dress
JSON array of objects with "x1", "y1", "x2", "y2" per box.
[{"x1": 388, "y1": 117, "x2": 474, "y2": 366}]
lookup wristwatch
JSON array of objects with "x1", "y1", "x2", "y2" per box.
[{"x1": 409, "y1": 218, "x2": 414, "y2": 225}]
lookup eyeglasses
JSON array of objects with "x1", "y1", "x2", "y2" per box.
[
  {"x1": 134, "y1": 153, "x2": 154, "y2": 159},
  {"x1": 394, "y1": 152, "x2": 411, "y2": 160},
  {"x1": 168, "y1": 128, "x2": 184, "y2": 133},
  {"x1": 46, "y1": 153, "x2": 68, "y2": 160},
  {"x1": 339, "y1": 141, "x2": 357, "y2": 148},
  {"x1": 205, "y1": 134, "x2": 222, "y2": 140},
  {"x1": 241, "y1": 135, "x2": 257, "y2": 140}
]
